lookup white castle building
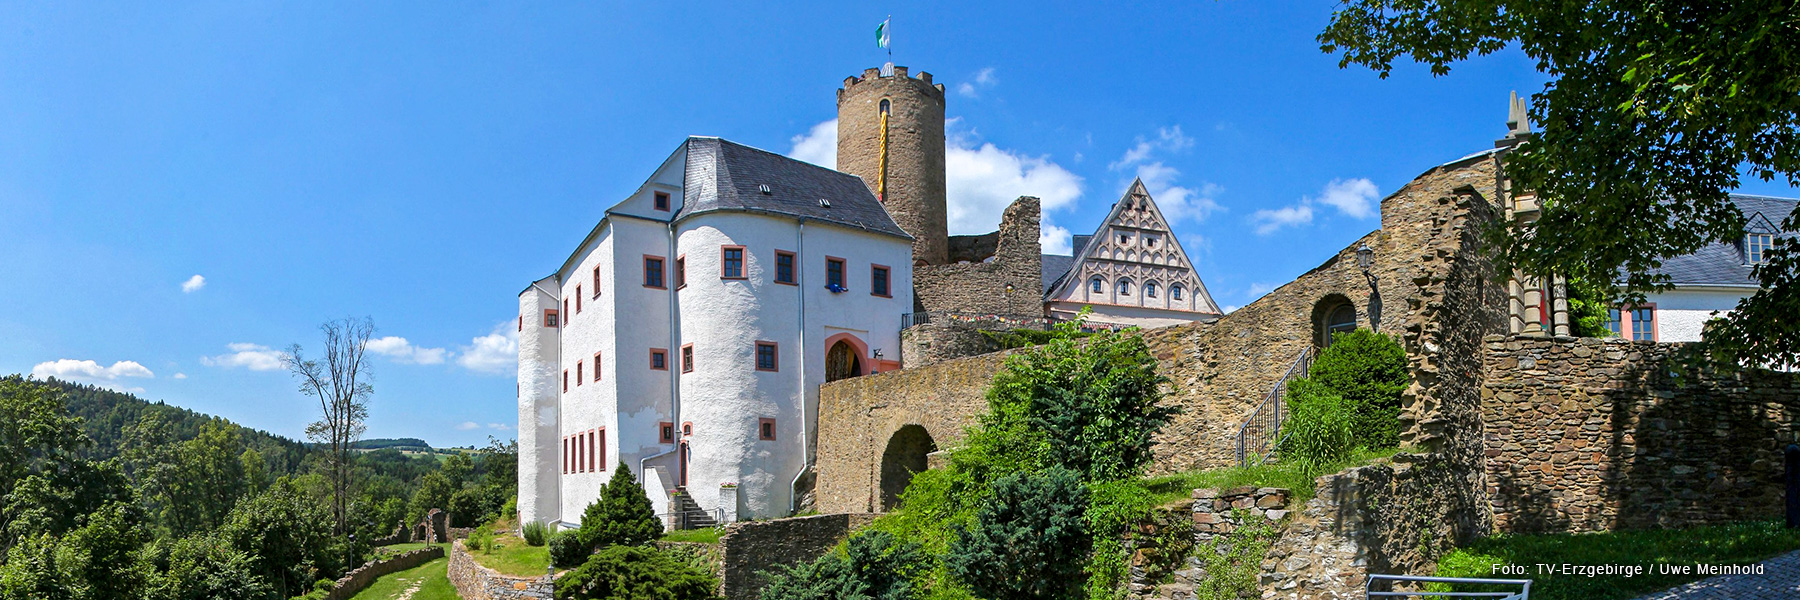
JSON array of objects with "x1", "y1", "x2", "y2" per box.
[{"x1": 517, "y1": 137, "x2": 913, "y2": 527}]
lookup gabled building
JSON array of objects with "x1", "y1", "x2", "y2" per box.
[
  {"x1": 1041, "y1": 179, "x2": 1223, "y2": 328},
  {"x1": 1618, "y1": 194, "x2": 1798, "y2": 342}
]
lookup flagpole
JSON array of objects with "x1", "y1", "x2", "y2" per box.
[{"x1": 886, "y1": 15, "x2": 892, "y2": 62}]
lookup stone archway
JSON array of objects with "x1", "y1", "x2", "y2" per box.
[
  {"x1": 1312, "y1": 294, "x2": 1358, "y2": 347},
  {"x1": 879, "y1": 425, "x2": 936, "y2": 511},
  {"x1": 826, "y1": 339, "x2": 864, "y2": 382}
]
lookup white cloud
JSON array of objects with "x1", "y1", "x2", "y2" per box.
[
  {"x1": 201, "y1": 343, "x2": 286, "y2": 371},
  {"x1": 181, "y1": 275, "x2": 206, "y2": 293},
  {"x1": 1132, "y1": 162, "x2": 1224, "y2": 224},
  {"x1": 31, "y1": 359, "x2": 154, "y2": 391},
  {"x1": 365, "y1": 336, "x2": 448, "y2": 365},
  {"x1": 787, "y1": 120, "x2": 838, "y2": 169},
  {"x1": 1314, "y1": 178, "x2": 1381, "y2": 220},
  {"x1": 1040, "y1": 224, "x2": 1073, "y2": 255},
  {"x1": 457, "y1": 323, "x2": 518, "y2": 374},
  {"x1": 1110, "y1": 126, "x2": 1195, "y2": 171},
  {"x1": 1221, "y1": 305, "x2": 1240, "y2": 314},
  {"x1": 1246, "y1": 282, "x2": 1277, "y2": 298},
  {"x1": 957, "y1": 67, "x2": 997, "y2": 98},
  {"x1": 173, "y1": 372, "x2": 187, "y2": 380},
  {"x1": 487, "y1": 423, "x2": 512, "y2": 431},
  {"x1": 456, "y1": 421, "x2": 480, "y2": 431},
  {"x1": 1248, "y1": 178, "x2": 1381, "y2": 235}
]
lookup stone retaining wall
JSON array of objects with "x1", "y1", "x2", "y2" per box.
[
  {"x1": 719, "y1": 512, "x2": 878, "y2": 600},
  {"x1": 1482, "y1": 335, "x2": 1800, "y2": 533},
  {"x1": 447, "y1": 540, "x2": 557, "y2": 600},
  {"x1": 323, "y1": 547, "x2": 444, "y2": 600}
]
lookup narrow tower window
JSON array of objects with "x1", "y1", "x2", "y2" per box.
[
  {"x1": 879, "y1": 99, "x2": 891, "y2": 115},
  {"x1": 774, "y1": 251, "x2": 797, "y2": 284}
]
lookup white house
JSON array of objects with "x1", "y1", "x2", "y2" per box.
[
  {"x1": 518, "y1": 137, "x2": 913, "y2": 529},
  {"x1": 1041, "y1": 179, "x2": 1223, "y2": 329},
  {"x1": 1608, "y1": 194, "x2": 1795, "y2": 342}
]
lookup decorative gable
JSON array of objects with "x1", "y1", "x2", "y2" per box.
[{"x1": 1047, "y1": 179, "x2": 1221, "y2": 316}]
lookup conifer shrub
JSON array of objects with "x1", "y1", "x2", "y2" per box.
[
  {"x1": 1306, "y1": 329, "x2": 1408, "y2": 449},
  {"x1": 758, "y1": 531, "x2": 923, "y2": 600},
  {"x1": 522, "y1": 520, "x2": 549, "y2": 547},
  {"x1": 554, "y1": 545, "x2": 719, "y2": 600},
  {"x1": 578, "y1": 462, "x2": 661, "y2": 551},
  {"x1": 947, "y1": 467, "x2": 1091, "y2": 600}
]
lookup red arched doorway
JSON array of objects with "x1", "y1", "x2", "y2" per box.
[{"x1": 823, "y1": 333, "x2": 869, "y2": 382}]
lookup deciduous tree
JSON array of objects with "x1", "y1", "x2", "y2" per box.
[{"x1": 284, "y1": 317, "x2": 375, "y2": 535}]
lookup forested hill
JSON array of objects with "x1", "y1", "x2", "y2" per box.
[{"x1": 43, "y1": 377, "x2": 310, "y2": 472}]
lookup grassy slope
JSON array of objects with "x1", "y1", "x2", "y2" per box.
[
  {"x1": 470, "y1": 528, "x2": 553, "y2": 577},
  {"x1": 1433, "y1": 520, "x2": 1800, "y2": 600},
  {"x1": 1140, "y1": 447, "x2": 1408, "y2": 505},
  {"x1": 346, "y1": 557, "x2": 458, "y2": 600}
]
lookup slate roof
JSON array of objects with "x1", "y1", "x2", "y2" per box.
[
  {"x1": 678, "y1": 137, "x2": 910, "y2": 240},
  {"x1": 1039, "y1": 235, "x2": 1094, "y2": 294},
  {"x1": 1651, "y1": 194, "x2": 1797, "y2": 288}
]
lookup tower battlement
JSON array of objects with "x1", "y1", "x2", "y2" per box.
[
  {"x1": 836, "y1": 65, "x2": 949, "y2": 265},
  {"x1": 837, "y1": 65, "x2": 944, "y2": 101}
]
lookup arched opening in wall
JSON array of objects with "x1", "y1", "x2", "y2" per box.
[
  {"x1": 1313, "y1": 295, "x2": 1358, "y2": 347},
  {"x1": 826, "y1": 340, "x2": 864, "y2": 382},
  {"x1": 879, "y1": 425, "x2": 936, "y2": 511}
]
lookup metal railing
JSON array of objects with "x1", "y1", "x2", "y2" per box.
[
  {"x1": 900, "y1": 311, "x2": 1051, "y2": 330},
  {"x1": 1234, "y1": 346, "x2": 1314, "y2": 467},
  {"x1": 1366, "y1": 574, "x2": 1531, "y2": 599},
  {"x1": 656, "y1": 507, "x2": 725, "y2": 531}
]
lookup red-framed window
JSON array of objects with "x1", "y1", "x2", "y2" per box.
[
  {"x1": 575, "y1": 286, "x2": 582, "y2": 313},
  {"x1": 659, "y1": 421, "x2": 675, "y2": 444},
  {"x1": 675, "y1": 256, "x2": 687, "y2": 289},
  {"x1": 593, "y1": 266, "x2": 602, "y2": 296},
  {"x1": 681, "y1": 344, "x2": 695, "y2": 373},
  {"x1": 544, "y1": 309, "x2": 559, "y2": 327},
  {"x1": 774, "y1": 250, "x2": 797, "y2": 285},
  {"x1": 826, "y1": 257, "x2": 847, "y2": 289},
  {"x1": 576, "y1": 360, "x2": 584, "y2": 386},
  {"x1": 590, "y1": 429, "x2": 602, "y2": 472},
  {"x1": 644, "y1": 256, "x2": 666, "y2": 288},
  {"x1": 758, "y1": 418, "x2": 777, "y2": 441},
  {"x1": 653, "y1": 191, "x2": 671, "y2": 211},
  {"x1": 576, "y1": 432, "x2": 585, "y2": 472},
  {"x1": 562, "y1": 436, "x2": 569, "y2": 474},
  {"x1": 755, "y1": 341, "x2": 779, "y2": 372},
  {"x1": 593, "y1": 352, "x2": 602, "y2": 381},
  {"x1": 871, "y1": 264, "x2": 891, "y2": 297},
  {"x1": 650, "y1": 348, "x2": 668, "y2": 370},
  {"x1": 1607, "y1": 304, "x2": 1659, "y2": 342},
  {"x1": 722, "y1": 246, "x2": 747, "y2": 279},
  {"x1": 563, "y1": 299, "x2": 569, "y2": 321},
  {"x1": 562, "y1": 369, "x2": 568, "y2": 392},
  {"x1": 682, "y1": 421, "x2": 693, "y2": 437}
]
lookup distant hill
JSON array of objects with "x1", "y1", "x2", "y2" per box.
[
  {"x1": 352, "y1": 438, "x2": 433, "y2": 451},
  {"x1": 43, "y1": 378, "x2": 310, "y2": 474}
]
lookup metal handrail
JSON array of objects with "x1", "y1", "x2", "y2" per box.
[
  {"x1": 901, "y1": 311, "x2": 1051, "y2": 330},
  {"x1": 1365, "y1": 574, "x2": 1531, "y2": 599},
  {"x1": 656, "y1": 507, "x2": 725, "y2": 531},
  {"x1": 1234, "y1": 346, "x2": 1314, "y2": 467}
]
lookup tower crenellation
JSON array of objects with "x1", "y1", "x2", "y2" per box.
[{"x1": 837, "y1": 65, "x2": 949, "y2": 265}]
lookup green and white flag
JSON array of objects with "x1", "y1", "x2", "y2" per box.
[{"x1": 876, "y1": 18, "x2": 890, "y2": 49}]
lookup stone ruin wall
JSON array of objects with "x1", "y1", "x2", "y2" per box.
[
  {"x1": 1482, "y1": 335, "x2": 1800, "y2": 534},
  {"x1": 447, "y1": 540, "x2": 557, "y2": 600},
  {"x1": 911, "y1": 196, "x2": 1042, "y2": 317},
  {"x1": 718, "y1": 512, "x2": 879, "y2": 600}
]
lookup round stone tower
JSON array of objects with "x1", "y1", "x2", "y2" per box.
[{"x1": 837, "y1": 64, "x2": 948, "y2": 266}]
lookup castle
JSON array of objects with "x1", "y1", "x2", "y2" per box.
[{"x1": 516, "y1": 64, "x2": 1223, "y2": 529}]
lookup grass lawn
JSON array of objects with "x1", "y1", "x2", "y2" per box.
[
  {"x1": 1431, "y1": 520, "x2": 1800, "y2": 600},
  {"x1": 469, "y1": 529, "x2": 552, "y2": 577},
  {"x1": 373, "y1": 542, "x2": 437, "y2": 555},
  {"x1": 1141, "y1": 446, "x2": 1409, "y2": 505},
  {"x1": 346, "y1": 557, "x2": 458, "y2": 600},
  {"x1": 660, "y1": 527, "x2": 724, "y2": 544}
]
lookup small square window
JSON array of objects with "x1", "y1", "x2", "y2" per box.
[
  {"x1": 659, "y1": 422, "x2": 675, "y2": 444},
  {"x1": 682, "y1": 422, "x2": 693, "y2": 436},
  {"x1": 774, "y1": 251, "x2": 797, "y2": 285},
  {"x1": 650, "y1": 349, "x2": 668, "y2": 371},
  {"x1": 755, "y1": 341, "x2": 778, "y2": 372},
  {"x1": 682, "y1": 345, "x2": 694, "y2": 373},
  {"x1": 1119, "y1": 234, "x2": 1130, "y2": 245},
  {"x1": 871, "y1": 265, "x2": 891, "y2": 297},
  {"x1": 675, "y1": 256, "x2": 687, "y2": 289},
  {"x1": 1748, "y1": 233, "x2": 1774, "y2": 264},
  {"x1": 758, "y1": 418, "x2": 777, "y2": 441},
  {"x1": 827, "y1": 257, "x2": 846, "y2": 289},
  {"x1": 722, "y1": 246, "x2": 746, "y2": 279},
  {"x1": 1145, "y1": 282, "x2": 1158, "y2": 298},
  {"x1": 1090, "y1": 278, "x2": 1103, "y2": 294},
  {"x1": 1171, "y1": 285, "x2": 1183, "y2": 301},
  {"x1": 644, "y1": 256, "x2": 666, "y2": 288},
  {"x1": 654, "y1": 191, "x2": 671, "y2": 211}
]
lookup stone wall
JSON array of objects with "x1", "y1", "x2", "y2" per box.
[
  {"x1": 718, "y1": 512, "x2": 878, "y2": 600},
  {"x1": 447, "y1": 540, "x2": 557, "y2": 600},
  {"x1": 912, "y1": 196, "x2": 1041, "y2": 316},
  {"x1": 323, "y1": 547, "x2": 444, "y2": 600},
  {"x1": 1481, "y1": 335, "x2": 1800, "y2": 534},
  {"x1": 369, "y1": 523, "x2": 410, "y2": 547}
]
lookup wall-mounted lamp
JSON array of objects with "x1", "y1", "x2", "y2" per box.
[
  {"x1": 1355, "y1": 242, "x2": 1374, "y2": 273},
  {"x1": 871, "y1": 349, "x2": 884, "y2": 374}
]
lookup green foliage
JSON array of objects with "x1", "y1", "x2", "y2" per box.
[
  {"x1": 523, "y1": 521, "x2": 549, "y2": 547},
  {"x1": 977, "y1": 328, "x2": 1089, "y2": 350},
  {"x1": 760, "y1": 531, "x2": 923, "y2": 600},
  {"x1": 1432, "y1": 520, "x2": 1800, "y2": 600},
  {"x1": 1564, "y1": 277, "x2": 1615, "y2": 338},
  {"x1": 1319, "y1": 0, "x2": 1800, "y2": 366},
  {"x1": 548, "y1": 530, "x2": 588, "y2": 569},
  {"x1": 578, "y1": 463, "x2": 660, "y2": 551},
  {"x1": 1081, "y1": 480, "x2": 1158, "y2": 600},
  {"x1": 1305, "y1": 329, "x2": 1408, "y2": 449},
  {"x1": 947, "y1": 467, "x2": 1090, "y2": 600},
  {"x1": 1276, "y1": 379, "x2": 1356, "y2": 469},
  {"x1": 1192, "y1": 510, "x2": 1280, "y2": 600},
  {"x1": 467, "y1": 524, "x2": 492, "y2": 552},
  {"x1": 123, "y1": 415, "x2": 249, "y2": 537},
  {"x1": 147, "y1": 533, "x2": 272, "y2": 600},
  {"x1": 219, "y1": 479, "x2": 339, "y2": 599},
  {"x1": 554, "y1": 545, "x2": 719, "y2": 600},
  {"x1": 407, "y1": 472, "x2": 454, "y2": 526}
]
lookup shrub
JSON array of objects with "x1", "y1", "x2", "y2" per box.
[
  {"x1": 578, "y1": 463, "x2": 661, "y2": 550},
  {"x1": 523, "y1": 521, "x2": 549, "y2": 547},
  {"x1": 468, "y1": 524, "x2": 492, "y2": 552},
  {"x1": 1308, "y1": 329, "x2": 1408, "y2": 449},
  {"x1": 947, "y1": 467, "x2": 1090, "y2": 600},
  {"x1": 759, "y1": 531, "x2": 922, "y2": 600},
  {"x1": 548, "y1": 530, "x2": 589, "y2": 569},
  {"x1": 1192, "y1": 509, "x2": 1280, "y2": 600},
  {"x1": 554, "y1": 545, "x2": 718, "y2": 600},
  {"x1": 1278, "y1": 379, "x2": 1356, "y2": 468}
]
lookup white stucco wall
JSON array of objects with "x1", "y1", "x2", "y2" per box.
[
  {"x1": 1642, "y1": 287, "x2": 1753, "y2": 343},
  {"x1": 516, "y1": 276, "x2": 561, "y2": 528}
]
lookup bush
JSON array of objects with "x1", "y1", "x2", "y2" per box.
[
  {"x1": 548, "y1": 530, "x2": 589, "y2": 569},
  {"x1": 147, "y1": 533, "x2": 273, "y2": 600},
  {"x1": 468, "y1": 524, "x2": 493, "y2": 552},
  {"x1": 1308, "y1": 329, "x2": 1408, "y2": 449},
  {"x1": 1277, "y1": 379, "x2": 1356, "y2": 468},
  {"x1": 759, "y1": 531, "x2": 922, "y2": 600},
  {"x1": 555, "y1": 545, "x2": 718, "y2": 600},
  {"x1": 523, "y1": 521, "x2": 549, "y2": 547},
  {"x1": 947, "y1": 467, "x2": 1090, "y2": 600},
  {"x1": 578, "y1": 463, "x2": 661, "y2": 550}
]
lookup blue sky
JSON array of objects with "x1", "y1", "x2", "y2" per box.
[{"x1": 3, "y1": 2, "x2": 1793, "y2": 447}]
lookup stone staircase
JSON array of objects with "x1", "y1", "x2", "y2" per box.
[{"x1": 669, "y1": 489, "x2": 718, "y2": 530}]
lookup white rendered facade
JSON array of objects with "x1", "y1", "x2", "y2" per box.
[{"x1": 518, "y1": 138, "x2": 913, "y2": 529}]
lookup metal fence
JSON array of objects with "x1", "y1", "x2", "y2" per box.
[
  {"x1": 900, "y1": 311, "x2": 1051, "y2": 330},
  {"x1": 1366, "y1": 574, "x2": 1531, "y2": 599}
]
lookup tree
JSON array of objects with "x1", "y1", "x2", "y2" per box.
[
  {"x1": 759, "y1": 531, "x2": 922, "y2": 600},
  {"x1": 578, "y1": 463, "x2": 661, "y2": 551},
  {"x1": 219, "y1": 480, "x2": 338, "y2": 599},
  {"x1": 554, "y1": 545, "x2": 719, "y2": 600},
  {"x1": 51, "y1": 501, "x2": 152, "y2": 600},
  {"x1": 1306, "y1": 329, "x2": 1409, "y2": 449},
  {"x1": 0, "y1": 376, "x2": 90, "y2": 552},
  {"x1": 284, "y1": 317, "x2": 375, "y2": 536},
  {"x1": 407, "y1": 471, "x2": 455, "y2": 526},
  {"x1": 947, "y1": 467, "x2": 1090, "y2": 600},
  {"x1": 148, "y1": 533, "x2": 271, "y2": 600},
  {"x1": 1319, "y1": 0, "x2": 1800, "y2": 365}
]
